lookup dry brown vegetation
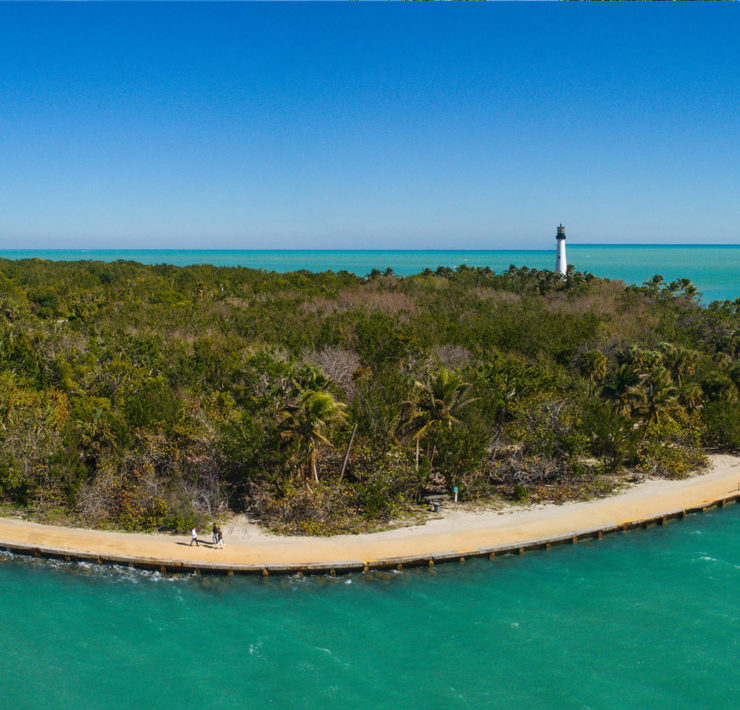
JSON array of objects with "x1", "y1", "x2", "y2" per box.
[{"x1": 302, "y1": 288, "x2": 417, "y2": 315}]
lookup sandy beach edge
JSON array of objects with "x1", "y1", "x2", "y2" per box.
[{"x1": 1, "y1": 454, "x2": 739, "y2": 575}]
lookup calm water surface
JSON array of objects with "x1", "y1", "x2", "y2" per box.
[
  {"x1": 1, "y1": 506, "x2": 737, "y2": 709},
  {"x1": 1, "y1": 245, "x2": 739, "y2": 302}
]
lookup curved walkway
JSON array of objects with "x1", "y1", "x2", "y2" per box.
[{"x1": 2, "y1": 455, "x2": 739, "y2": 575}]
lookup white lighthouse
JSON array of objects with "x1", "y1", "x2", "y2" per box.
[{"x1": 555, "y1": 224, "x2": 567, "y2": 276}]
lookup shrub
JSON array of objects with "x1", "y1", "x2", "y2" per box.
[
  {"x1": 702, "y1": 401, "x2": 740, "y2": 450},
  {"x1": 637, "y1": 441, "x2": 707, "y2": 479},
  {"x1": 513, "y1": 484, "x2": 529, "y2": 502}
]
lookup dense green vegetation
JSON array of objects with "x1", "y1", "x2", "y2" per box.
[{"x1": 1, "y1": 258, "x2": 738, "y2": 534}]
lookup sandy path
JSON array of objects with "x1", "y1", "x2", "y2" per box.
[{"x1": 1, "y1": 455, "x2": 739, "y2": 568}]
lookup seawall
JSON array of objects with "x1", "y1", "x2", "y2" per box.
[{"x1": 1, "y1": 455, "x2": 739, "y2": 576}]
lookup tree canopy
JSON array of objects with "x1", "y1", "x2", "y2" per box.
[{"x1": 0, "y1": 258, "x2": 738, "y2": 534}]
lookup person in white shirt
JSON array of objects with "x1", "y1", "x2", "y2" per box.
[{"x1": 190, "y1": 528, "x2": 199, "y2": 546}]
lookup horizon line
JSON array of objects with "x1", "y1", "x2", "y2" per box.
[{"x1": 1, "y1": 243, "x2": 740, "y2": 253}]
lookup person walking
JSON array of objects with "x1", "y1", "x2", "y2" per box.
[
  {"x1": 217, "y1": 527, "x2": 224, "y2": 548},
  {"x1": 190, "y1": 527, "x2": 199, "y2": 546},
  {"x1": 212, "y1": 523, "x2": 218, "y2": 545}
]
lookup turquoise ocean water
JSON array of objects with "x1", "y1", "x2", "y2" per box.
[
  {"x1": 1, "y1": 244, "x2": 739, "y2": 302},
  {"x1": 1, "y1": 506, "x2": 738, "y2": 709},
  {"x1": 1, "y1": 244, "x2": 738, "y2": 707}
]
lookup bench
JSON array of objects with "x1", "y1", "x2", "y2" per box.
[{"x1": 423, "y1": 494, "x2": 450, "y2": 513}]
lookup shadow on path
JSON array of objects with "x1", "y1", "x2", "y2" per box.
[{"x1": 175, "y1": 540, "x2": 220, "y2": 548}]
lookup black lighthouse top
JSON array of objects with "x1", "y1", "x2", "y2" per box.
[{"x1": 556, "y1": 224, "x2": 566, "y2": 240}]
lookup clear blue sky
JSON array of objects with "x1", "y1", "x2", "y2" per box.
[{"x1": 1, "y1": 3, "x2": 739, "y2": 250}]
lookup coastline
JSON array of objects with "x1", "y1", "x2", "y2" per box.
[
  {"x1": 2, "y1": 454, "x2": 739, "y2": 575},
  {"x1": 2, "y1": 246, "x2": 739, "y2": 302}
]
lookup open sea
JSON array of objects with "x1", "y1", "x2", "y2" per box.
[
  {"x1": 1, "y1": 244, "x2": 739, "y2": 302},
  {"x1": 1, "y1": 244, "x2": 738, "y2": 708}
]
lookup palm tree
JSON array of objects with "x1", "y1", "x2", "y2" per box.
[
  {"x1": 642, "y1": 350, "x2": 663, "y2": 373},
  {"x1": 630, "y1": 368, "x2": 681, "y2": 432},
  {"x1": 669, "y1": 278, "x2": 699, "y2": 300},
  {"x1": 679, "y1": 382, "x2": 704, "y2": 413},
  {"x1": 672, "y1": 347, "x2": 697, "y2": 388},
  {"x1": 278, "y1": 389, "x2": 347, "y2": 485},
  {"x1": 580, "y1": 350, "x2": 607, "y2": 396},
  {"x1": 397, "y1": 401, "x2": 429, "y2": 472},
  {"x1": 624, "y1": 345, "x2": 646, "y2": 371},
  {"x1": 625, "y1": 346, "x2": 664, "y2": 377},
  {"x1": 600, "y1": 364, "x2": 640, "y2": 416},
  {"x1": 656, "y1": 342, "x2": 677, "y2": 365},
  {"x1": 643, "y1": 274, "x2": 665, "y2": 295},
  {"x1": 398, "y1": 368, "x2": 477, "y2": 471},
  {"x1": 294, "y1": 365, "x2": 332, "y2": 393}
]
